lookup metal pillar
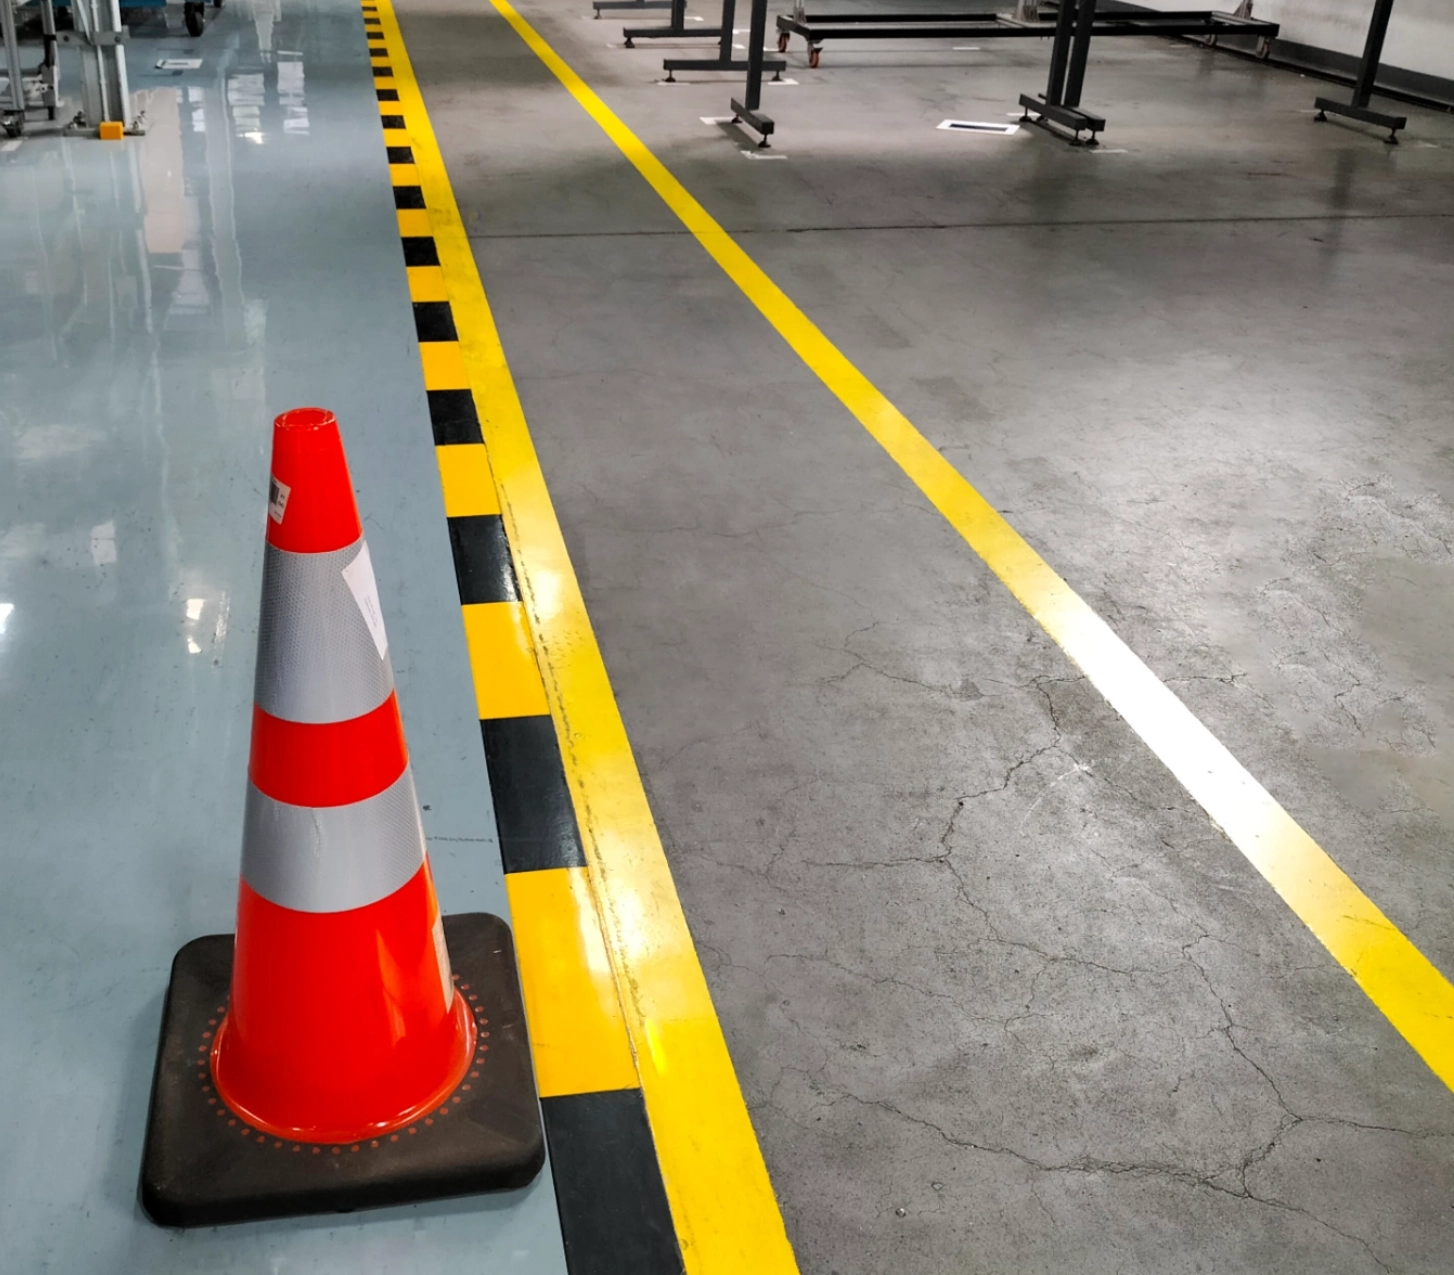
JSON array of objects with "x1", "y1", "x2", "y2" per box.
[
  {"x1": 729, "y1": 0, "x2": 774, "y2": 144},
  {"x1": 1019, "y1": 0, "x2": 1106, "y2": 145},
  {"x1": 2, "y1": 0, "x2": 27, "y2": 135},
  {"x1": 60, "y1": 0, "x2": 133, "y2": 131},
  {"x1": 1314, "y1": 0, "x2": 1406, "y2": 142},
  {"x1": 2, "y1": 0, "x2": 62, "y2": 136}
]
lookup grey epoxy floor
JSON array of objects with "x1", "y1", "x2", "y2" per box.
[
  {"x1": 0, "y1": 2, "x2": 568, "y2": 1269},
  {"x1": 401, "y1": 2, "x2": 1454, "y2": 1271}
]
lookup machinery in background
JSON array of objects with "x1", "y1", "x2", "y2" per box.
[{"x1": 2, "y1": 0, "x2": 60, "y2": 135}]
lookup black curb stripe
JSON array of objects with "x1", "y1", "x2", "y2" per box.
[
  {"x1": 402, "y1": 235, "x2": 439, "y2": 266},
  {"x1": 481, "y1": 717, "x2": 587, "y2": 874},
  {"x1": 449, "y1": 515, "x2": 519, "y2": 605},
  {"x1": 373, "y1": 65, "x2": 394, "y2": 78},
  {"x1": 367, "y1": 28, "x2": 685, "y2": 1275},
  {"x1": 427, "y1": 390, "x2": 482, "y2": 445},
  {"x1": 414, "y1": 301, "x2": 459, "y2": 343},
  {"x1": 541, "y1": 1092, "x2": 686, "y2": 1275}
]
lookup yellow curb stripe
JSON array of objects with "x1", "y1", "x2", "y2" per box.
[
  {"x1": 436, "y1": 443, "x2": 501, "y2": 516},
  {"x1": 370, "y1": 1, "x2": 800, "y2": 1270},
  {"x1": 462, "y1": 602, "x2": 551, "y2": 720},
  {"x1": 507, "y1": 867, "x2": 641, "y2": 1098},
  {"x1": 418, "y1": 341, "x2": 469, "y2": 391},
  {"x1": 396, "y1": 207, "x2": 431, "y2": 237}
]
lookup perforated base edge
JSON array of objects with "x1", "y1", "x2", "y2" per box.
[{"x1": 140, "y1": 912, "x2": 544, "y2": 1227}]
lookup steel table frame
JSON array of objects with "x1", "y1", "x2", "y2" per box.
[{"x1": 733, "y1": 0, "x2": 1276, "y2": 145}]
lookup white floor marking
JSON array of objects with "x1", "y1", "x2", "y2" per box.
[{"x1": 939, "y1": 119, "x2": 1020, "y2": 135}]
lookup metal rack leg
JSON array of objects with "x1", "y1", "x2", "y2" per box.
[
  {"x1": 2, "y1": 0, "x2": 27, "y2": 135},
  {"x1": 1061, "y1": 0, "x2": 1098, "y2": 112},
  {"x1": 1042, "y1": 0, "x2": 1077, "y2": 108},
  {"x1": 1313, "y1": 0, "x2": 1405, "y2": 142},
  {"x1": 729, "y1": 0, "x2": 774, "y2": 145},
  {"x1": 1018, "y1": 0, "x2": 1106, "y2": 145}
]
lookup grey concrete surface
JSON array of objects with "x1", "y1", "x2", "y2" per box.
[{"x1": 399, "y1": 2, "x2": 1454, "y2": 1269}]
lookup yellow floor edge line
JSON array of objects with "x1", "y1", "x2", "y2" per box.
[
  {"x1": 373, "y1": 3, "x2": 801, "y2": 1271},
  {"x1": 484, "y1": 0, "x2": 1454, "y2": 1091}
]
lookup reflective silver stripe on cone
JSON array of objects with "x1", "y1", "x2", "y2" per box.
[
  {"x1": 241, "y1": 766, "x2": 428, "y2": 913},
  {"x1": 254, "y1": 538, "x2": 394, "y2": 725}
]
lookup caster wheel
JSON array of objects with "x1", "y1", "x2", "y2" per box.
[
  {"x1": 4, "y1": 123, "x2": 23, "y2": 139},
  {"x1": 807, "y1": 45, "x2": 820, "y2": 68},
  {"x1": 776, "y1": 31, "x2": 788, "y2": 51},
  {"x1": 184, "y1": 1, "x2": 204, "y2": 34}
]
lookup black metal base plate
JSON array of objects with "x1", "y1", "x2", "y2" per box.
[
  {"x1": 140, "y1": 913, "x2": 544, "y2": 1227},
  {"x1": 1018, "y1": 93, "x2": 1106, "y2": 145},
  {"x1": 730, "y1": 98, "x2": 775, "y2": 143},
  {"x1": 1314, "y1": 96, "x2": 1406, "y2": 135},
  {"x1": 664, "y1": 57, "x2": 787, "y2": 72}
]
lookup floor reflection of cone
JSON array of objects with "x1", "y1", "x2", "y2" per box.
[{"x1": 141, "y1": 408, "x2": 542, "y2": 1227}]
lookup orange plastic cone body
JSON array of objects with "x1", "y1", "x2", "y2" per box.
[{"x1": 211, "y1": 408, "x2": 474, "y2": 1143}]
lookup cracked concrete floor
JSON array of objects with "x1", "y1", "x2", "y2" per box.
[{"x1": 398, "y1": 1, "x2": 1454, "y2": 1269}]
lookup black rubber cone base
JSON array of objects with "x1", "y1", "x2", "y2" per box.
[{"x1": 140, "y1": 913, "x2": 544, "y2": 1226}]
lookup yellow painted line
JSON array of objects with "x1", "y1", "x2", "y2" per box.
[
  {"x1": 378, "y1": 97, "x2": 400, "y2": 115},
  {"x1": 376, "y1": 77, "x2": 398, "y2": 89},
  {"x1": 383, "y1": 127, "x2": 409, "y2": 145},
  {"x1": 436, "y1": 443, "x2": 501, "y2": 517},
  {"x1": 418, "y1": 341, "x2": 469, "y2": 390},
  {"x1": 407, "y1": 264, "x2": 450, "y2": 303},
  {"x1": 390, "y1": 162, "x2": 420, "y2": 185},
  {"x1": 461, "y1": 602, "x2": 550, "y2": 720},
  {"x1": 372, "y1": 2, "x2": 800, "y2": 1270},
  {"x1": 396, "y1": 207, "x2": 430, "y2": 236},
  {"x1": 507, "y1": 867, "x2": 640, "y2": 1098},
  {"x1": 484, "y1": 0, "x2": 1454, "y2": 1094}
]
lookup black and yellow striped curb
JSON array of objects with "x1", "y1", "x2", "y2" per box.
[{"x1": 364, "y1": 6, "x2": 683, "y2": 1270}]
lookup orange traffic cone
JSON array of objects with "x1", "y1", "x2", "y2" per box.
[{"x1": 141, "y1": 409, "x2": 543, "y2": 1226}]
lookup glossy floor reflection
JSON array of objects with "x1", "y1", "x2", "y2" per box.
[{"x1": 0, "y1": 2, "x2": 568, "y2": 1268}]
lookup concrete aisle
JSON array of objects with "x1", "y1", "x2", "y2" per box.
[
  {"x1": 397, "y1": 1, "x2": 1454, "y2": 1271},
  {"x1": 0, "y1": 0, "x2": 567, "y2": 1268}
]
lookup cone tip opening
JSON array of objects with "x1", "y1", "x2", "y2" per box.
[{"x1": 274, "y1": 407, "x2": 338, "y2": 433}]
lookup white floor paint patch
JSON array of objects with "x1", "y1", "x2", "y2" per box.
[{"x1": 938, "y1": 119, "x2": 1020, "y2": 136}]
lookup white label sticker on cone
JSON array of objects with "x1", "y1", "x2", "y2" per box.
[
  {"x1": 433, "y1": 916, "x2": 454, "y2": 1009},
  {"x1": 342, "y1": 542, "x2": 389, "y2": 660},
  {"x1": 268, "y1": 476, "x2": 291, "y2": 524}
]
